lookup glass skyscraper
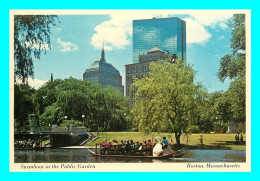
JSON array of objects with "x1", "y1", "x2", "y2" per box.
[{"x1": 133, "y1": 17, "x2": 186, "y2": 63}]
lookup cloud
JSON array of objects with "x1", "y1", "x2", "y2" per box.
[
  {"x1": 90, "y1": 12, "x2": 168, "y2": 50},
  {"x1": 218, "y1": 35, "x2": 225, "y2": 40},
  {"x1": 184, "y1": 17, "x2": 212, "y2": 45},
  {"x1": 91, "y1": 12, "x2": 233, "y2": 49},
  {"x1": 219, "y1": 22, "x2": 228, "y2": 29},
  {"x1": 16, "y1": 77, "x2": 48, "y2": 89},
  {"x1": 189, "y1": 14, "x2": 233, "y2": 27},
  {"x1": 57, "y1": 37, "x2": 79, "y2": 52},
  {"x1": 28, "y1": 78, "x2": 48, "y2": 89},
  {"x1": 54, "y1": 28, "x2": 63, "y2": 33}
]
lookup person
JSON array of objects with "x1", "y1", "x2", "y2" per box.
[
  {"x1": 199, "y1": 135, "x2": 203, "y2": 145},
  {"x1": 125, "y1": 140, "x2": 131, "y2": 154},
  {"x1": 170, "y1": 138, "x2": 174, "y2": 146},
  {"x1": 108, "y1": 142, "x2": 112, "y2": 148},
  {"x1": 135, "y1": 141, "x2": 140, "y2": 149},
  {"x1": 130, "y1": 140, "x2": 135, "y2": 148},
  {"x1": 100, "y1": 141, "x2": 108, "y2": 154},
  {"x1": 240, "y1": 134, "x2": 244, "y2": 144},
  {"x1": 112, "y1": 140, "x2": 118, "y2": 145},
  {"x1": 162, "y1": 137, "x2": 169, "y2": 149},
  {"x1": 235, "y1": 134, "x2": 239, "y2": 143},
  {"x1": 101, "y1": 141, "x2": 107, "y2": 148},
  {"x1": 147, "y1": 140, "x2": 153, "y2": 146}
]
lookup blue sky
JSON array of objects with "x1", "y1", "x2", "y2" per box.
[{"x1": 28, "y1": 11, "x2": 233, "y2": 93}]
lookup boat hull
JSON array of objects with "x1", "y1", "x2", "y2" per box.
[{"x1": 88, "y1": 149, "x2": 184, "y2": 159}]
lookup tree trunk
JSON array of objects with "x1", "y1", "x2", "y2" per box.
[{"x1": 175, "y1": 132, "x2": 182, "y2": 146}]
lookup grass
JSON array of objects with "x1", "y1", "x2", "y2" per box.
[{"x1": 84, "y1": 132, "x2": 246, "y2": 151}]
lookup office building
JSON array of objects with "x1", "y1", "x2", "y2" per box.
[
  {"x1": 133, "y1": 17, "x2": 186, "y2": 63},
  {"x1": 125, "y1": 46, "x2": 166, "y2": 97},
  {"x1": 83, "y1": 48, "x2": 124, "y2": 94}
]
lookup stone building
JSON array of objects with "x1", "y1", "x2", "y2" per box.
[
  {"x1": 125, "y1": 46, "x2": 166, "y2": 97},
  {"x1": 83, "y1": 48, "x2": 124, "y2": 94}
]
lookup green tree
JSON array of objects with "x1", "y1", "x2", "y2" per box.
[
  {"x1": 218, "y1": 14, "x2": 246, "y2": 124},
  {"x1": 226, "y1": 77, "x2": 246, "y2": 123},
  {"x1": 14, "y1": 15, "x2": 58, "y2": 83},
  {"x1": 132, "y1": 59, "x2": 203, "y2": 145},
  {"x1": 39, "y1": 78, "x2": 129, "y2": 131},
  {"x1": 34, "y1": 79, "x2": 62, "y2": 116},
  {"x1": 14, "y1": 84, "x2": 35, "y2": 131}
]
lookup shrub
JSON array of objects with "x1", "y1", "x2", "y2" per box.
[{"x1": 187, "y1": 125, "x2": 201, "y2": 133}]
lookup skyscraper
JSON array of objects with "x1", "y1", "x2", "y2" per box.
[
  {"x1": 133, "y1": 17, "x2": 186, "y2": 63},
  {"x1": 83, "y1": 47, "x2": 124, "y2": 94}
]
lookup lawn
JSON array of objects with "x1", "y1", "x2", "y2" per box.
[{"x1": 84, "y1": 132, "x2": 246, "y2": 150}]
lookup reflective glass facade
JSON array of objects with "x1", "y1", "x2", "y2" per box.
[{"x1": 133, "y1": 17, "x2": 186, "y2": 63}]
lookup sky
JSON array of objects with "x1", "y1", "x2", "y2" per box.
[{"x1": 27, "y1": 11, "x2": 233, "y2": 93}]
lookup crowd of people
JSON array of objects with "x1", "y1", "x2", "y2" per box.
[
  {"x1": 14, "y1": 139, "x2": 42, "y2": 149},
  {"x1": 235, "y1": 134, "x2": 244, "y2": 144},
  {"x1": 99, "y1": 137, "x2": 173, "y2": 155}
]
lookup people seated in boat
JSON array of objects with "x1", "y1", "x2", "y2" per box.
[
  {"x1": 112, "y1": 140, "x2": 119, "y2": 145},
  {"x1": 100, "y1": 141, "x2": 108, "y2": 154},
  {"x1": 101, "y1": 141, "x2": 107, "y2": 148},
  {"x1": 170, "y1": 138, "x2": 174, "y2": 146},
  {"x1": 125, "y1": 140, "x2": 132, "y2": 154},
  {"x1": 135, "y1": 141, "x2": 140, "y2": 149},
  {"x1": 147, "y1": 140, "x2": 153, "y2": 147},
  {"x1": 130, "y1": 140, "x2": 135, "y2": 148},
  {"x1": 108, "y1": 142, "x2": 112, "y2": 148},
  {"x1": 162, "y1": 137, "x2": 169, "y2": 149}
]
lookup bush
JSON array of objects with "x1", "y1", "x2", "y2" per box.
[
  {"x1": 59, "y1": 119, "x2": 83, "y2": 127},
  {"x1": 187, "y1": 125, "x2": 201, "y2": 133}
]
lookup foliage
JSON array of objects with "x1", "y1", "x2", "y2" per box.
[
  {"x1": 218, "y1": 14, "x2": 245, "y2": 82},
  {"x1": 14, "y1": 15, "x2": 58, "y2": 83},
  {"x1": 218, "y1": 14, "x2": 246, "y2": 124},
  {"x1": 186, "y1": 125, "x2": 201, "y2": 134},
  {"x1": 226, "y1": 77, "x2": 246, "y2": 123},
  {"x1": 38, "y1": 78, "x2": 129, "y2": 131},
  {"x1": 132, "y1": 58, "x2": 204, "y2": 145},
  {"x1": 34, "y1": 79, "x2": 62, "y2": 116},
  {"x1": 14, "y1": 83, "x2": 35, "y2": 130},
  {"x1": 59, "y1": 119, "x2": 83, "y2": 127},
  {"x1": 40, "y1": 102, "x2": 63, "y2": 125}
]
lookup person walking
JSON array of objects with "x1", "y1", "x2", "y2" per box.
[{"x1": 199, "y1": 135, "x2": 203, "y2": 145}]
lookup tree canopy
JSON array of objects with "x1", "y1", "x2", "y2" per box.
[
  {"x1": 132, "y1": 59, "x2": 204, "y2": 145},
  {"x1": 14, "y1": 15, "x2": 58, "y2": 83},
  {"x1": 218, "y1": 14, "x2": 246, "y2": 124},
  {"x1": 37, "y1": 78, "x2": 129, "y2": 131}
]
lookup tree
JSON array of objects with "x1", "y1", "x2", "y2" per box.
[
  {"x1": 14, "y1": 84, "x2": 35, "y2": 131},
  {"x1": 39, "y1": 78, "x2": 129, "y2": 131},
  {"x1": 218, "y1": 14, "x2": 246, "y2": 124},
  {"x1": 14, "y1": 15, "x2": 58, "y2": 83},
  {"x1": 132, "y1": 59, "x2": 203, "y2": 145},
  {"x1": 34, "y1": 79, "x2": 62, "y2": 116},
  {"x1": 218, "y1": 14, "x2": 245, "y2": 82},
  {"x1": 226, "y1": 77, "x2": 246, "y2": 123}
]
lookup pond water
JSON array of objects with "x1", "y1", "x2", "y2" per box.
[{"x1": 14, "y1": 148, "x2": 246, "y2": 163}]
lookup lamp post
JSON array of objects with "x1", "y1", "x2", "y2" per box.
[
  {"x1": 124, "y1": 113, "x2": 128, "y2": 131},
  {"x1": 215, "y1": 117, "x2": 218, "y2": 132},
  {"x1": 82, "y1": 115, "x2": 85, "y2": 127}
]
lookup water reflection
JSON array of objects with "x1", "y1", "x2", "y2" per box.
[{"x1": 14, "y1": 148, "x2": 246, "y2": 163}]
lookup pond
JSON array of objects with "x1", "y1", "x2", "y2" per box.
[{"x1": 14, "y1": 148, "x2": 246, "y2": 163}]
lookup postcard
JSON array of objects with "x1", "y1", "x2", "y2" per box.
[{"x1": 9, "y1": 9, "x2": 251, "y2": 172}]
